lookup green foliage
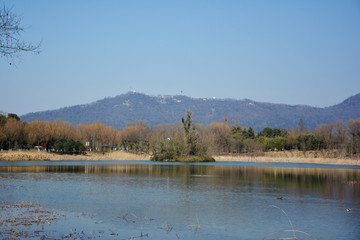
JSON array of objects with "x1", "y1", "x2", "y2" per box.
[
  {"x1": 181, "y1": 111, "x2": 200, "y2": 156},
  {"x1": 296, "y1": 134, "x2": 323, "y2": 151},
  {"x1": 0, "y1": 114, "x2": 7, "y2": 127},
  {"x1": 258, "y1": 136, "x2": 287, "y2": 151},
  {"x1": 257, "y1": 128, "x2": 288, "y2": 138},
  {"x1": 53, "y1": 139, "x2": 86, "y2": 154},
  {"x1": 242, "y1": 138, "x2": 262, "y2": 153},
  {"x1": 231, "y1": 126, "x2": 242, "y2": 137},
  {"x1": 7, "y1": 113, "x2": 20, "y2": 121},
  {"x1": 122, "y1": 140, "x2": 150, "y2": 153},
  {"x1": 150, "y1": 150, "x2": 215, "y2": 162},
  {"x1": 151, "y1": 111, "x2": 214, "y2": 162},
  {"x1": 181, "y1": 111, "x2": 192, "y2": 138},
  {"x1": 242, "y1": 127, "x2": 255, "y2": 139},
  {"x1": 230, "y1": 126, "x2": 244, "y2": 153}
]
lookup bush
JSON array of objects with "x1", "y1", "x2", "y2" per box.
[
  {"x1": 150, "y1": 153, "x2": 215, "y2": 162},
  {"x1": 53, "y1": 139, "x2": 86, "y2": 154}
]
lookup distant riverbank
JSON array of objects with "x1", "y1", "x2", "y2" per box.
[
  {"x1": 0, "y1": 150, "x2": 150, "y2": 161},
  {"x1": 0, "y1": 150, "x2": 359, "y2": 166},
  {"x1": 215, "y1": 151, "x2": 360, "y2": 166}
]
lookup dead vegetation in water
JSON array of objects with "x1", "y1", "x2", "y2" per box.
[
  {"x1": 0, "y1": 201, "x2": 108, "y2": 240},
  {"x1": 1, "y1": 200, "x2": 318, "y2": 240},
  {"x1": 263, "y1": 205, "x2": 317, "y2": 240},
  {"x1": 0, "y1": 201, "x2": 57, "y2": 239}
]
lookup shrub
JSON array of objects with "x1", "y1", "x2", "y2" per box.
[{"x1": 53, "y1": 139, "x2": 85, "y2": 154}]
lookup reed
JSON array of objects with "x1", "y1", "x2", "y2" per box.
[
  {"x1": 186, "y1": 214, "x2": 200, "y2": 232},
  {"x1": 264, "y1": 205, "x2": 317, "y2": 240}
]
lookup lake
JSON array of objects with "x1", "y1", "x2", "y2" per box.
[{"x1": 1, "y1": 161, "x2": 359, "y2": 240}]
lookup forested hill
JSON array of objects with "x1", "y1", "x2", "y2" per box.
[{"x1": 21, "y1": 92, "x2": 360, "y2": 132}]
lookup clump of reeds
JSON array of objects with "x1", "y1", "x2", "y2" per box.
[
  {"x1": 186, "y1": 214, "x2": 200, "y2": 232},
  {"x1": 263, "y1": 205, "x2": 317, "y2": 240}
]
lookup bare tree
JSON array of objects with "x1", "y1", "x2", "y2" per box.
[
  {"x1": 0, "y1": 4, "x2": 40, "y2": 63},
  {"x1": 207, "y1": 122, "x2": 231, "y2": 154},
  {"x1": 348, "y1": 119, "x2": 360, "y2": 155},
  {"x1": 315, "y1": 123, "x2": 334, "y2": 150}
]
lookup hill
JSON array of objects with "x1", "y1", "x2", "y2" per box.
[{"x1": 20, "y1": 92, "x2": 360, "y2": 132}]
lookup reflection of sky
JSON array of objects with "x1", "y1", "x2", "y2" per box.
[{"x1": 1, "y1": 163, "x2": 359, "y2": 239}]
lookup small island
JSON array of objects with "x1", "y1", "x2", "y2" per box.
[{"x1": 150, "y1": 111, "x2": 215, "y2": 162}]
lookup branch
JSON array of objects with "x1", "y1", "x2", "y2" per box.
[{"x1": 0, "y1": 4, "x2": 41, "y2": 63}]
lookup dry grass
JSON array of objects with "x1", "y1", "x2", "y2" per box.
[
  {"x1": 1, "y1": 149, "x2": 359, "y2": 165},
  {"x1": 214, "y1": 150, "x2": 360, "y2": 166},
  {"x1": 0, "y1": 150, "x2": 150, "y2": 161}
]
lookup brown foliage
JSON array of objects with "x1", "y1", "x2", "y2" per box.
[
  {"x1": 0, "y1": 127, "x2": 6, "y2": 147},
  {"x1": 24, "y1": 120, "x2": 45, "y2": 145},
  {"x1": 315, "y1": 123, "x2": 335, "y2": 149},
  {"x1": 78, "y1": 121, "x2": 119, "y2": 150},
  {"x1": 207, "y1": 122, "x2": 231, "y2": 154},
  {"x1": 121, "y1": 123, "x2": 149, "y2": 143},
  {"x1": 4, "y1": 118, "x2": 24, "y2": 146},
  {"x1": 348, "y1": 119, "x2": 360, "y2": 154}
]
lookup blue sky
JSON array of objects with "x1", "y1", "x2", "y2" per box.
[{"x1": 1, "y1": 0, "x2": 360, "y2": 115}]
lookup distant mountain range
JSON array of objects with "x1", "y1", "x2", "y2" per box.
[{"x1": 20, "y1": 92, "x2": 360, "y2": 132}]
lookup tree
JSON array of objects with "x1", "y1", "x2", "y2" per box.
[
  {"x1": 347, "y1": 119, "x2": 360, "y2": 155},
  {"x1": 315, "y1": 123, "x2": 334, "y2": 150},
  {"x1": 24, "y1": 120, "x2": 45, "y2": 146},
  {"x1": 333, "y1": 120, "x2": 345, "y2": 150},
  {"x1": 3, "y1": 117, "x2": 24, "y2": 149},
  {"x1": 230, "y1": 126, "x2": 244, "y2": 153},
  {"x1": 261, "y1": 136, "x2": 287, "y2": 151},
  {"x1": 298, "y1": 119, "x2": 306, "y2": 133},
  {"x1": 242, "y1": 127, "x2": 255, "y2": 139},
  {"x1": 7, "y1": 113, "x2": 20, "y2": 120},
  {"x1": 0, "y1": 114, "x2": 6, "y2": 127},
  {"x1": 257, "y1": 127, "x2": 273, "y2": 138},
  {"x1": 53, "y1": 139, "x2": 85, "y2": 154},
  {"x1": 296, "y1": 134, "x2": 322, "y2": 151},
  {"x1": 182, "y1": 111, "x2": 199, "y2": 156},
  {"x1": 121, "y1": 122, "x2": 149, "y2": 153},
  {"x1": 0, "y1": 126, "x2": 6, "y2": 149},
  {"x1": 151, "y1": 111, "x2": 214, "y2": 162},
  {"x1": 207, "y1": 122, "x2": 231, "y2": 154},
  {"x1": 257, "y1": 128, "x2": 288, "y2": 139},
  {"x1": 0, "y1": 4, "x2": 40, "y2": 63}
]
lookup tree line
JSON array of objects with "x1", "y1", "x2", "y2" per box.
[{"x1": 0, "y1": 113, "x2": 360, "y2": 158}]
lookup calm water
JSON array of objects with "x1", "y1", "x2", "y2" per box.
[{"x1": 1, "y1": 161, "x2": 359, "y2": 240}]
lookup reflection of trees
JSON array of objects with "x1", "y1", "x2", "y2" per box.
[{"x1": 1, "y1": 164, "x2": 359, "y2": 200}]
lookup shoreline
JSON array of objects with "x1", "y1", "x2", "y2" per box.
[
  {"x1": 0, "y1": 150, "x2": 150, "y2": 161},
  {"x1": 214, "y1": 155, "x2": 360, "y2": 166},
  {"x1": 0, "y1": 150, "x2": 359, "y2": 166}
]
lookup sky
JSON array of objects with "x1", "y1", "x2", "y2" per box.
[{"x1": 1, "y1": 0, "x2": 360, "y2": 116}]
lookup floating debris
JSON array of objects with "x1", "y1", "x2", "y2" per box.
[{"x1": 160, "y1": 222, "x2": 173, "y2": 233}]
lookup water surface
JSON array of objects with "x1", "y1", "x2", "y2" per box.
[{"x1": 1, "y1": 161, "x2": 359, "y2": 239}]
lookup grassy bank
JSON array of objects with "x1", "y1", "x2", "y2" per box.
[
  {"x1": 0, "y1": 150, "x2": 150, "y2": 161},
  {"x1": 214, "y1": 150, "x2": 360, "y2": 166},
  {"x1": 1, "y1": 150, "x2": 359, "y2": 166}
]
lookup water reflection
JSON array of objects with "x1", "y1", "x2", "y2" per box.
[
  {"x1": 1, "y1": 163, "x2": 360, "y2": 239},
  {"x1": 1, "y1": 164, "x2": 359, "y2": 201}
]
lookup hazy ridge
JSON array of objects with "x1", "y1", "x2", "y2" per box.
[{"x1": 20, "y1": 92, "x2": 360, "y2": 132}]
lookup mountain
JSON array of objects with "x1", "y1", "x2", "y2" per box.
[{"x1": 20, "y1": 92, "x2": 360, "y2": 132}]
